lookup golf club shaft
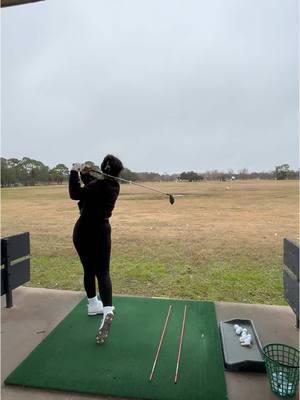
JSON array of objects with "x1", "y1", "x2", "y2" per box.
[
  {"x1": 90, "y1": 168, "x2": 172, "y2": 198},
  {"x1": 174, "y1": 305, "x2": 187, "y2": 384},
  {"x1": 149, "y1": 305, "x2": 173, "y2": 382}
]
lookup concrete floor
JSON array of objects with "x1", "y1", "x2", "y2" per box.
[{"x1": 1, "y1": 287, "x2": 299, "y2": 400}]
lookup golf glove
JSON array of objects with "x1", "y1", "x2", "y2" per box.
[{"x1": 71, "y1": 163, "x2": 82, "y2": 172}]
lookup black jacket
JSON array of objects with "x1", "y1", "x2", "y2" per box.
[{"x1": 69, "y1": 171, "x2": 120, "y2": 221}]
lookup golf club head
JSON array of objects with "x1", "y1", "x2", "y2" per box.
[{"x1": 169, "y1": 195, "x2": 175, "y2": 205}]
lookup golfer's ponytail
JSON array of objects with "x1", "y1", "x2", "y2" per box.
[{"x1": 101, "y1": 155, "x2": 123, "y2": 177}]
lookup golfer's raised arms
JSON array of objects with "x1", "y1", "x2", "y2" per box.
[{"x1": 69, "y1": 169, "x2": 99, "y2": 200}]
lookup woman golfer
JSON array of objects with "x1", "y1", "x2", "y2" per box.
[{"x1": 69, "y1": 154, "x2": 123, "y2": 343}]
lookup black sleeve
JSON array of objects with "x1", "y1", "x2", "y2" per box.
[{"x1": 69, "y1": 170, "x2": 99, "y2": 200}]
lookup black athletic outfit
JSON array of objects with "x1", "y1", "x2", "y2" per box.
[{"x1": 69, "y1": 170, "x2": 120, "y2": 306}]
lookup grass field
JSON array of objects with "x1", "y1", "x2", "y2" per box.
[{"x1": 1, "y1": 180, "x2": 298, "y2": 305}]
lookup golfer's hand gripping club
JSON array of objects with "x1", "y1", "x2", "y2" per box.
[
  {"x1": 80, "y1": 164, "x2": 92, "y2": 175},
  {"x1": 71, "y1": 163, "x2": 92, "y2": 174},
  {"x1": 71, "y1": 163, "x2": 82, "y2": 172}
]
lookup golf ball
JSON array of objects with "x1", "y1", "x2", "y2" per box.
[{"x1": 235, "y1": 327, "x2": 243, "y2": 335}]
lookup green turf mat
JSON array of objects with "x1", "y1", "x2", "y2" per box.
[{"x1": 5, "y1": 296, "x2": 227, "y2": 400}]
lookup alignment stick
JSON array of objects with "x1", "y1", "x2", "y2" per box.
[
  {"x1": 149, "y1": 305, "x2": 173, "y2": 382},
  {"x1": 174, "y1": 305, "x2": 187, "y2": 384}
]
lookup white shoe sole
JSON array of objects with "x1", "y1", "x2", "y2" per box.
[
  {"x1": 88, "y1": 305, "x2": 115, "y2": 316},
  {"x1": 96, "y1": 313, "x2": 114, "y2": 344},
  {"x1": 88, "y1": 310, "x2": 103, "y2": 316}
]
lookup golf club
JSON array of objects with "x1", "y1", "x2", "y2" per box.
[{"x1": 88, "y1": 167, "x2": 175, "y2": 205}]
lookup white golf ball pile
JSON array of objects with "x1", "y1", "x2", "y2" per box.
[
  {"x1": 233, "y1": 324, "x2": 252, "y2": 346},
  {"x1": 272, "y1": 372, "x2": 294, "y2": 396}
]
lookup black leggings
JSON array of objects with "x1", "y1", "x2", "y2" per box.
[{"x1": 73, "y1": 219, "x2": 112, "y2": 306}]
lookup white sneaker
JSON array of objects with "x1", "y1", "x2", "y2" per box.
[
  {"x1": 96, "y1": 307, "x2": 114, "y2": 344},
  {"x1": 88, "y1": 301, "x2": 115, "y2": 316},
  {"x1": 88, "y1": 301, "x2": 104, "y2": 316}
]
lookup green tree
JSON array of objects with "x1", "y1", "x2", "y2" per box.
[
  {"x1": 120, "y1": 168, "x2": 138, "y2": 182},
  {"x1": 137, "y1": 172, "x2": 161, "y2": 181},
  {"x1": 84, "y1": 161, "x2": 97, "y2": 168},
  {"x1": 16, "y1": 157, "x2": 49, "y2": 185},
  {"x1": 179, "y1": 171, "x2": 203, "y2": 182},
  {"x1": 49, "y1": 164, "x2": 69, "y2": 184},
  {"x1": 1, "y1": 158, "x2": 18, "y2": 186},
  {"x1": 275, "y1": 164, "x2": 290, "y2": 180}
]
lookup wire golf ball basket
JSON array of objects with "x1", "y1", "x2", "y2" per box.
[{"x1": 263, "y1": 343, "x2": 299, "y2": 398}]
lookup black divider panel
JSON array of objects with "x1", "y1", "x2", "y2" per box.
[
  {"x1": 5, "y1": 233, "x2": 30, "y2": 262},
  {"x1": 284, "y1": 270, "x2": 299, "y2": 316},
  {"x1": 1, "y1": 239, "x2": 7, "y2": 265},
  {"x1": 10, "y1": 259, "x2": 30, "y2": 290},
  {"x1": 284, "y1": 238, "x2": 299, "y2": 280},
  {"x1": 1, "y1": 268, "x2": 7, "y2": 296}
]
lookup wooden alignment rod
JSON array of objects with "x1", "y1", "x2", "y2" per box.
[
  {"x1": 149, "y1": 305, "x2": 173, "y2": 382},
  {"x1": 174, "y1": 305, "x2": 187, "y2": 384}
]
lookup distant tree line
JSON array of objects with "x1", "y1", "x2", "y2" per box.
[
  {"x1": 1, "y1": 157, "x2": 69, "y2": 187},
  {"x1": 121, "y1": 170, "x2": 178, "y2": 183},
  {"x1": 1, "y1": 157, "x2": 298, "y2": 187},
  {"x1": 178, "y1": 165, "x2": 299, "y2": 182}
]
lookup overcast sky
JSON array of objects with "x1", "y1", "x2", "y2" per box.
[{"x1": 1, "y1": 0, "x2": 298, "y2": 173}]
